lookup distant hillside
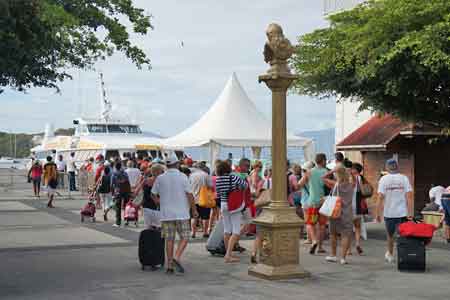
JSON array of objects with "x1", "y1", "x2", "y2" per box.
[
  {"x1": 297, "y1": 128, "x2": 335, "y2": 160},
  {"x1": 0, "y1": 132, "x2": 35, "y2": 158}
]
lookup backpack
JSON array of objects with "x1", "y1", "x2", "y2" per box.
[{"x1": 115, "y1": 171, "x2": 131, "y2": 194}]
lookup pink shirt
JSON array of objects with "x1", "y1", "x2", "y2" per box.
[{"x1": 31, "y1": 165, "x2": 43, "y2": 179}]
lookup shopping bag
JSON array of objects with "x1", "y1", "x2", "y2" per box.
[
  {"x1": 319, "y1": 184, "x2": 342, "y2": 219},
  {"x1": 319, "y1": 196, "x2": 342, "y2": 218},
  {"x1": 198, "y1": 186, "x2": 216, "y2": 208}
]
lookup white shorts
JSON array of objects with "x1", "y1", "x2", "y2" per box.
[
  {"x1": 100, "y1": 193, "x2": 113, "y2": 211},
  {"x1": 221, "y1": 203, "x2": 242, "y2": 235},
  {"x1": 143, "y1": 208, "x2": 161, "y2": 228},
  {"x1": 241, "y1": 209, "x2": 253, "y2": 225}
]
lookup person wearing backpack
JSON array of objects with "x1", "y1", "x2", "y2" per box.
[
  {"x1": 43, "y1": 156, "x2": 58, "y2": 208},
  {"x1": 111, "y1": 162, "x2": 131, "y2": 227}
]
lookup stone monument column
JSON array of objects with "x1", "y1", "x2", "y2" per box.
[{"x1": 248, "y1": 23, "x2": 310, "y2": 280}]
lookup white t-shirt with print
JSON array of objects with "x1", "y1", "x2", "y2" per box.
[
  {"x1": 378, "y1": 173, "x2": 412, "y2": 218},
  {"x1": 152, "y1": 169, "x2": 192, "y2": 221}
]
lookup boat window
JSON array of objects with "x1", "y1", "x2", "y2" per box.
[
  {"x1": 107, "y1": 125, "x2": 126, "y2": 133},
  {"x1": 127, "y1": 125, "x2": 142, "y2": 134},
  {"x1": 88, "y1": 124, "x2": 107, "y2": 133}
]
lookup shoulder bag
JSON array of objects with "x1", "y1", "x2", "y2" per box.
[
  {"x1": 227, "y1": 175, "x2": 245, "y2": 213},
  {"x1": 319, "y1": 184, "x2": 342, "y2": 219}
]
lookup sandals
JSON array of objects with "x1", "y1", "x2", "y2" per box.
[
  {"x1": 356, "y1": 246, "x2": 364, "y2": 255},
  {"x1": 225, "y1": 257, "x2": 240, "y2": 263}
]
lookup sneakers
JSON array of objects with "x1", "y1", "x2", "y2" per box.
[
  {"x1": 112, "y1": 224, "x2": 120, "y2": 228},
  {"x1": 340, "y1": 259, "x2": 348, "y2": 265},
  {"x1": 309, "y1": 243, "x2": 318, "y2": 255},
  {"x1": 325, "y1": 256, "x2": 338, "y2": 263},
  {"x1": 385, "y1": 252, "x2": 394, "y2": 263}
]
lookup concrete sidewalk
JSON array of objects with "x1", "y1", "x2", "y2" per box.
[{"x1": 1, "y1": 172, "x2": 449, "y2": 300}]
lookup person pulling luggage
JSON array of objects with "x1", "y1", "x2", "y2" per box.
[{"x1": 152, "y1": 159, "x2": 198, "y2": 274}]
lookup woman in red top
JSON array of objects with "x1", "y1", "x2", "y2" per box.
[{"x1": 28, "y1": 160, "x2": 43, "y2": 197}]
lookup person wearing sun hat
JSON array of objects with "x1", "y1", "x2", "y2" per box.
[{"x1": 376, "y1": 158, "x2": 413, "y2": 263}]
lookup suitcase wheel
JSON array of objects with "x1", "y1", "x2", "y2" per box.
[{"x1": 81, "y1": 215, "x2": 84, "y2": 222}]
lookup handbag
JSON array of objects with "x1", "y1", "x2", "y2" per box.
[
  {"x1": 227, "y1": 176, "x2": 245, "y2": 213},
  {"x1": 319, "y1": 184, "x2": 342, "y2": 219},
  {"x1": 198, "y1": 186, "x2": 216, "y2": 208},
  {"x1": 359, "y1": 176, "x2": 373, "y2": 198},
  {"x1": 254, "y1": 189, "x2": 271, "y2": 208}
]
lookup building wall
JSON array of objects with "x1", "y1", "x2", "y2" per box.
[
  {"x1": 335, "y1": 100, "x2": 373, "y2": 145},
  {"x1": 324, "y1": 0, "x2": 365, "y2": 15},
  {"x1": 413, "y1": 137, "x2": 450, "y2": 210},
  {"x1": 362, "y1": 146, "x2": 415, "y2": 216},
  {"x1": 361, "y1": 136, "x2": 450, "y2": 215}
]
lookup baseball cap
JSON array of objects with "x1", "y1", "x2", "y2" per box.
[{"x1": 386, "y1": 158, "x2": 399, "y2": 173}]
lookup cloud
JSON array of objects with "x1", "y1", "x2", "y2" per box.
[
  {"x1": 1, "y1": 0, "x2": 333, "y2": 137},
  {"x1": 149, "y1": 108, "x2": 165, "y2": 117}
]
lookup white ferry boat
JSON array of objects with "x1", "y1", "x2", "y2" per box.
[{"x1": 31, "y1": 74, "x2": 182, "y2": 163}]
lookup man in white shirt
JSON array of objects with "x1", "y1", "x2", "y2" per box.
[
  {"x1": 376, "y1": 159, "x2": 413, "y2": 263},
  {"x1": 429, "y1": 185, "x2": 446, "y2": 210},
  {"x1": 55, "y1": 154, "x2": 66, "y2": 189},
  {"x1": 125, "y1": 160, "x2": 142, "y2": 192},
  {"x1": 152, "y1": 159, "x2": 197, "y2": 275},
  {"x1": 67, "y1": 152, "x2": 77, "y2": 191}
]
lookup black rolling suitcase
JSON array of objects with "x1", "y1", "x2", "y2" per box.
[
  {"x1": 138, "y1": 229, "x2": 165, "y2": 270},
  {"x1": 397, "y1": 236, "x2": 426, "y2": 272}
]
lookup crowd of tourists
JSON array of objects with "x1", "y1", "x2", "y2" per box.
[{"x1": 27, "y1": 150, "x2": 450, "y2": 274}]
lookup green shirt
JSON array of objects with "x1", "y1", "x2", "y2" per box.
[{"x1": 306, "y1": 167, "x2": 327, "y2": 207}]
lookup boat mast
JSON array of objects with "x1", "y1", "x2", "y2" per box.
[{"x1": 99, "y1": 72, "x2": 112, "y2": 122}]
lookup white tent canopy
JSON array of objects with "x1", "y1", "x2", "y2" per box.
[{"x1": 162, "y1": 73, "x2": 314, "y2": 161}]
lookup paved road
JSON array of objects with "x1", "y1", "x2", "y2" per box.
[{"x1": 1, "y1": 169, "x2": 450, "y2": 299}]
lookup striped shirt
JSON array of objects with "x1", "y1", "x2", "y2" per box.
[{"x1": 215, "y1": 174, "x2": 248, "y2": 202}]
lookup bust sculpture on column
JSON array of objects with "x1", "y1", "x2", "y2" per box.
[{"x1": 263, "y1": 23, "x2": 295, "y2": 77}]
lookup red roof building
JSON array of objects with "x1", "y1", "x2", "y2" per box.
[{"x1": 336, "y1": 115, "x2": 449, "y2": 213}]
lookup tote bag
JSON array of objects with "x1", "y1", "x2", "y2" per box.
[
  {"x1": 319, "y1": 184, "x2": 342, "y2": 219},
  {"x1": 198, "y1": 186, "x2": 216, "y2": 208}
]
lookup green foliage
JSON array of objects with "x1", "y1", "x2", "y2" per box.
[
  {"x1": 0, "y1": 132, "x2": 34, "y2": 158},
  {"x1": 292, "y1": 0, "x2": 450, "y2": 127},
  {"x1": 0, "y1": 0, "x2": 152, "y2": 92},
  {"x1": 0, "y1": 128, "x2": 75, "y2": 158}
]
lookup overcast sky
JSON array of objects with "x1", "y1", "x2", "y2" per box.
[{"x1": 1, "y1": 0, "x2": 334, "y2": 136}]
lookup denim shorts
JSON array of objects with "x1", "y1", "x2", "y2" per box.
[
  {"x1": 384, "y1": 217, "x2": 407, "y2": 237},
  {"x1": 441, "y1": 199, "x2": 450, "y2": 226}
]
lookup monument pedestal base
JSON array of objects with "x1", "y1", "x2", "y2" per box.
[{"x1": 248, "y1": 205, "x2": 310, "y2": 280}]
